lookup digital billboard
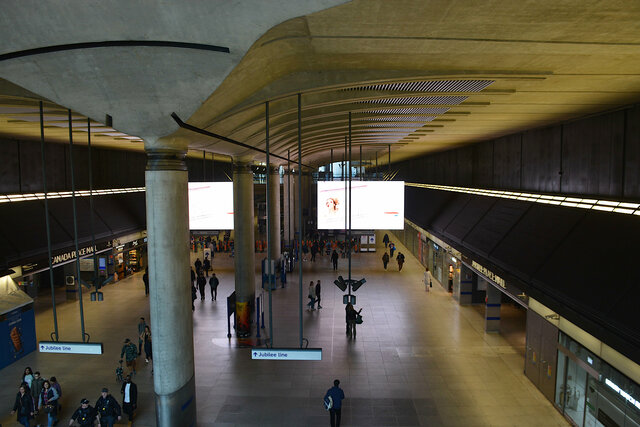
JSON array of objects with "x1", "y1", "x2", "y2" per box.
[
  {"x1": 188, "y1": 182, "x2": 234, "y2": 230},
  {"x1": 317, "y1": 181, "x2": 404, "y2": 229}
]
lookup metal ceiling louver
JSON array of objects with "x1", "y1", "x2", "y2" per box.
[
  {"x1": 359, "y1": 96, "x2": 467, "y2": 105},
  {"x1": 345, "y1": 80, "x2": 494, "y2": 92},
  {"x1": 359, "y1": 107, "x2": 450, "y2": 115}
]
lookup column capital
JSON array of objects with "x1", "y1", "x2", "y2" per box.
[
  {"x1": 233, "y1": 162, "x2": 253, "y2": 174},
  {"x1": 268, "y1": 165, "x2": 280, "y2": 175},
  {"x1": 146, "y1": 149, "x2": 187, "y2": 171}
]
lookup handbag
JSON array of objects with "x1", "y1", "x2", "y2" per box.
[
  {"x1": 44, "y1": 404, "x2": 55, "y2": 413},
  {"x1": 355, "y1": 314, "x2": 363, "y2": 324}
]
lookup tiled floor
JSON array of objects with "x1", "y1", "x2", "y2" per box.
[{"x1": 0, "y1": 232, "x2": 568, "y2": 426}]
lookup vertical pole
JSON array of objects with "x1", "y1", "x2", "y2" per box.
[
  {"x1": 348, "y1": 112, "x2": 352, "y2": 283},
  {"x1": 202, "y1": 150, "x2": 206, "y2": 181},
  {"x1": 344, "y1": 137, "x2": 347, "y2": 232},
  {"x1": 256, "y1": 297, "x2": 261, "y2": 338},
  {"x1": 211, "y1": 153, "x2": 215, "y2": 181},
  {"x1": 330, "y1": 148, "x2": 333, "y2": 181},
  {"x1": 359, "y1": 145, "x2": 362, "y2": 181},
  {"x1": 287, "y1": 150, "x2": 291, "y2": 250},
  {"x1": 87, "y1": 118, "x2": 98, "y2": 288},
  {"x1": 265, "y1": 101, "x2": 273, "y2": 346},
  {"x1": 40, "y1": 101, "x2": 59, "y2": 341},
  {"x1": 376, "y1": 152, "x2": 379, "y2": 180},
  {"x1": 68, "y1": 109, "x2": 87, "y2": 342},
  {"x1": 388, "y1": 144, "x2": 391, "y2": 178},
  {"x1": 297, "y1": 93, "x2": 304, "y2": 349}
]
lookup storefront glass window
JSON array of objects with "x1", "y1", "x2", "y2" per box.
[
  {"x1": 564, "y1": 357, "x2": 587, "y2": 426},
  {"x1": 556, "y1": 350, "x2": 567, "y2": 411}
]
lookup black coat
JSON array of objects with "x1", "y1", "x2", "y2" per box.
[
  {"x1": 12, "y1": 391, "x2": 34, "y2": 421},
  {"x1": 96, "y1": 394, "x2": 122, "y2": 418},
  {"x1": 121, "y1": 381, "x2": 138, "y2": 406}
]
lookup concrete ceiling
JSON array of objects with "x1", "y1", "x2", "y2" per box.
[{"x1": 1, "y1": 0, "x2": 640, "y2": 167}]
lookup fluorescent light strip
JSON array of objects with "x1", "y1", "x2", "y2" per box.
[
  {"x1": 406, "y1": 183, "x2": 640, "y2": 216},
  {"x1": 0, "y1": 187, "x2": 145, "y2": 203}
]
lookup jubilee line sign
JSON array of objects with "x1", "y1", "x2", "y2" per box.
[
  {"x1": 251, "y1": 348, "x2": 322, "y2": 361},
  {"x1": 39, "y1": 341, "x2": 103, "y2": 355}
]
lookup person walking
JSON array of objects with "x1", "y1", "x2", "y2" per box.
[
  {"x1": 315, "y1": 280, "x2": 322, "y2": 309},
  {"x1": 142, "y1": 268, "x2": 149, "y2": 296},
  {"x1": 203, "y1": 255, "x2": 210, "y2": 277},
  {"x1": 11, "y1": 384, "x2": 34, "y2": 427},
  {"x1": 142, "y1": 325, "x2": 153, "y2": 366},
  {"x1": 22, "y1": 367, "x2": 34, "y2": 389},
  {"x1": 50, "y1": 376, "x2": 62, "y2": 423},
  {"x1": 69, "y1": 398, "x2": 99, "y2": 427},
  {"x1": 324, "y1": 379, "x2": 345, "y2": 427},
  {"x1": 190, "y1": 267, "x2": 196, "y2": 287},
  {"x1": 382, "y1": 252, "x2": 390, "y2": 270},
  {"x1": 331, "y1": 250, "x2": 339, "y2": 271},
  {"x1": 96, "y1": 387, "x2": 121, "y2": 427},
  {"x1": 397, "y1": 252, "x2": 405, "y2": 271},
  {"x1": 191, "y1": 282, "x2": 197, "y2": 311},
  {"x1": 120, "y1": 375, "x2": 137, "y2": 424},
  {"x1": 209, "y1": 273, "x2": 220, "y2": 301},
  {"x1": 38, "y1": 380, "x2": 59, "y2": 427},
  {"x1": 137, "y1": 317, "x2": 146, "y2": 356},
  {"x1": 389, "y1": 242, "x2": 396, "y2": 257},
  {"x1": 345, "y1": 303, "x2": 362, "y2": 338},
  {"x1": 307, "y1": 281, "x2": 316, "y2": 311},
  {"x1": 120, "y1": 338, "x2": 138, "y2": 376},
  {"x1": 197, "y1": 272, "x2": 207, "y2": 301},
  {"x1": 31, "y1": 371, "x2": 45, "y2": 404},
  {"x1": 424, "y1": 267, "x2": 433, "y2": 292},
  {"x1": 382, "y1": 233, "x2": 389, "y2": 248},
  {"x1": 194, "y1": 258, "x2": 202, "y2": 275}
]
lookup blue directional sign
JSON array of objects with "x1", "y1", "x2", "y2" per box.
[
  {"x1": 38, "y1": 341, "x2": 103, "y2": 355},
  {"x1": 251, "y1": 348, "x2": 322, "y2": 361}
]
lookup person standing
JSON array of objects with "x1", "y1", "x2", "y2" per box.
[
  {"x1": 331, "y1": 250, "x2": 339, "y2": 271},
  {"x1": 95, "y1": 387, "x2": 121, "y2": 427},
  {"x1": 397, "y1": 252, "x2": 405, "y2": 271},
  {"x1": 137, "y1": 317, "x2": 146, "y2": 356},
  {"x1": 209, "y1": 273, "x2": 220, "y2": 301},
  {"x1": 324, "y1": 379, "x2": 345, "y2": 427},
  {"x1": 424, "y1": 267, "x2": 433, "y2": 292},
  {"x1": 120, "y1": 375, "x2": 137, "y2": 424},
  {"x1": 69, "y1": 398, "x2": 99, "y2": 427},
  {"x1": 203, "y1": 255, "x2": 210, "y2": 277},
  {"x1": 382, "y1": 252, "x2": 390, "y2": 270},
  {"x1": 197, "y1": 272, "x2": 207, "y2": 301},
  {"x1": 120, "y1": 338, "x2": 138, "y2": 376},
  {"x1": 345, "y1": 303, "x2": 362, "y2": 338},
  {"x1": 382, "y1": 233, "x2": 389, "y2": 248},
  {"x1": 11, "y1": 384, "x2": 34, "y2": 427},
  {"x1": 38, "y1": 380, "x2": 59, "y2": 427},
  {"x1": 315, "y1": 280, "x2": 322, "y2": 309},
  {"x1": 307, "y1": 281, "x2": 316, "y2": 311},
  {"x1": 142, "y1": 268, "x2": 149, "y2": 296}
]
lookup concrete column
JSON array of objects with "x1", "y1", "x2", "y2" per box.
[
  {"x1": 459, "y1": 264, "x2": 474, "y2": 305},
  {"x1": 233, "y1": 161, "x2": 255, "y2": 337},
  {"x1": 268, "y1": 166, "x2": 281, "y2": 260},
  {"x1": 485, "y1": 283, "x2": 502, "y2": 333},
  {"x1": 145, "y1": 148, "x2": 196, "y2": 426}
]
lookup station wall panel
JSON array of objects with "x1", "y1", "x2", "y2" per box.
[
  {"x1": 492, "y1": 134, "x2": 522, "y2": 189},
  {"x1": 521, "y1": 125, "x2": 561, "y2": 193},
  {"x1": 471, "y1": 140, "x2": 493, "y2": 188},
  {"x1": 624, "y1": 105, "x2": 640, "y2": 199},
  {"x1": 0, "y1": 139, "x2": 20, "y2": 193}
]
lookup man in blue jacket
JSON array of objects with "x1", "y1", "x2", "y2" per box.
[{"x1": 324, "y1": 379, "x2": 345, "y2": 427}]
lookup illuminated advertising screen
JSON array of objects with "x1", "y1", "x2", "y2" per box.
[
  {"x1": 188, "y1": 182, "x2": 234, "y2": 230},
  {"x1": 317, "y1": 181, "x2": 404, "y2": 229}
]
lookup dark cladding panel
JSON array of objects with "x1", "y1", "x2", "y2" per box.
[
  {"x1": 443, "y1": 196, "x2": 495, "y2": 242},
  {"x1": 493, "y1": 134, "x2": 522, "y2": 189},
  {"x1": 522, "y1": 125, "x2": 561, "y2": 193},
  {"x1": 472, "y1": 140, "x2": 493, "y2": 188},
  {"x1": 533, "y1": 211, "x2": 640, "y2": 338},
  {"x1": 404, "y1": 187, "x2": 456, "y2": 228},
  {"x1": 463, "y1": 198, "x2": 530, "y2": 256},
  {"x1": 92, "y1": 193, "x2": 145, "y2": 234},
  {"x1": 456, "y1": 147, "x2": 473, "y2": 186},
  {"x1": 0, "y1": 139, "x2": 20, "y2": 193},
  {"x1": 431, "y1": 193, "x2": 472, "y2": 233},
  {"x1": 19, "y1": 140, "x2": 43, "y2": 192},
  {"x1": 624, "y1": 105, "x2": 640, "y2": 199},
  {"x1": 562, "y1": 111, "x2": 625, "y2": 196},
  {"x1": 490, "y1": 204, "x2": 585, "y2": 277}
]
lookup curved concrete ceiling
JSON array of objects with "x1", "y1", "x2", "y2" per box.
[
  {"x1": 1, "y1": 0, "x2": 640, "y2": 168},
  {"x1": 0, "y1": 0, "x2": 347, "y2": 148}
]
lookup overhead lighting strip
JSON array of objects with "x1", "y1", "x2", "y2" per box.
[
  {"x1": 406, "y1": 183, "x2": 640, "y2": 217},
  {"x1": 0, "y1": 186, "x2": 146, "y2": 204}
]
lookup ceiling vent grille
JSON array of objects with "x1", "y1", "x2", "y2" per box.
[
  {"x1": 359, "y1": 107, "x2": 450, "y2": 115},
  {"x1": 346, "y1": 80, "x2": 494, "y2": 92},
  {"x1": 364, "y1": 123, "x2": 422, "y2": 128},
  {"x1": 362, "y1": 116, "x2": 437, "y2": 122},
  {"x1": 359, "y1": 96, "x2": 467, "y2": 105}
]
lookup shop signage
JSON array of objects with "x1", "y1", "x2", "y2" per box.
[
  {"x1": 471, "y1": 261, "x2": 506, "y2": 289},
  {"x1": 251, "y1": 348, "x2": 322, "y2": 361},
  {"x1": 21, "y1": 240, "x2": 113, "y2": 274},
  {"x1": 38, "y1": 341, "x2": 103, "y2": 355},
  {"x1": 605, "y1": 378, "x2": 640, "y2": 411}
]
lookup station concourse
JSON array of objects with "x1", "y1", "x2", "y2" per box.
[
  {"x1": 0, "y1": 233, "x2": 567, "y2": 426},
  {"x1": 1, "y1": 2, "x2": 640, "y2": 427}
]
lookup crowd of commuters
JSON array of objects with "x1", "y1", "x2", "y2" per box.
[
  {"x1": 191, "y1": 255, "x2": 221, "y2": 310},
  {"x1": 11, "y1": 366, "x2": 64, "y2": 427}
]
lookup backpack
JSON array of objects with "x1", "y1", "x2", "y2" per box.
[{"x1": 323, "y1": 395, "x2": 333, "y2": 410}]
